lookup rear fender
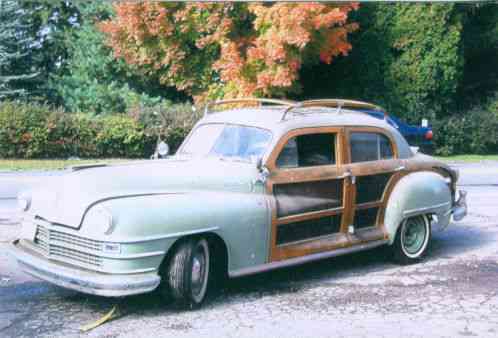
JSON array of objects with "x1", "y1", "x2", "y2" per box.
[{"x1": 384, "y1": 172, "x2": 452, "y2": 245}]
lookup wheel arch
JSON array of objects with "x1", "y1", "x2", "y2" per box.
[
  {"x1": 384, "y1": 171, "x2": 452, "y2": 245},
  {"x1": 159, "y1": 231, "x2": 229, "y2": 281}
]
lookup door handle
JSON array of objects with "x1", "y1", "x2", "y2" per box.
[
  {"x1": 338, "y1": 169, "x2": 355, "y2": 184},
  {"x1": 337, "y1": 171, "x2": 351, "y2": 179}
]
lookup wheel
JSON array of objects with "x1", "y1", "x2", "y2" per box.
[
  {"x1": 392, "y1": 214, "x2": 431, "y2": 264},
  {"x1": 167, "y1": 238, "x2": 210, "y2": 308}
]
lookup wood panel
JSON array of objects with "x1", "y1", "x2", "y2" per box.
[
  {"x1": 265, "y1": 123, "x2": 456, "y2": 262},
  {"x1": 266, "y1": 127, "x2": 350, "y2": 261}
]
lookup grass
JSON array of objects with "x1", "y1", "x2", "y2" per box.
[
  {"x1": 435, "y1": 154, "x2": 498, "y2": 162},
  {"x1": 0, "y1": 159, "x2": 134, "y2": 171},
  {"x1": 1, "y1": 154, "x2": 497, "y2": 171}
]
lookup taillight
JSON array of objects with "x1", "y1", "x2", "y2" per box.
[{"x1": 425, "y1": 130, "x2": 433, "y2": 140}]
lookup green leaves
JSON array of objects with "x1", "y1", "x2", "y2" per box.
[
  {"x1": 0, "y1": 100, "x2": 197, "y2": 159},
  {"x1": 0, "y1": 0, "x2": 38, "y2": 99}
]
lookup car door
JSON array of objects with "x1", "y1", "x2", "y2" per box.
[
  {"x1": 265, "y1": 127, "x2": 355, "y2": 262},
  {"x1": 343, "y1": 127, "x2": 405, "y2": 245}
]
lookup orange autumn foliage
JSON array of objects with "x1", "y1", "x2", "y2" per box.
[{"x1": 100, "y1": 2, "x2": 359, "y2": 103}]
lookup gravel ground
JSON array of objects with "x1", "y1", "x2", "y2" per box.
[{"x1": 0, "y1": 163, "x2": 497, "y2": 338}]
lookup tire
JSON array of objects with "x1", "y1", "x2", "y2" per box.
[
  {"x1": 167, "y1": 238, "x2": 210, "y2": 308},
  {"x1": 392, "y1": 214, "x2": 431, "y2": 265}
]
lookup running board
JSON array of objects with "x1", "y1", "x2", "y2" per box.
[{"x1": 229, "y1": 239, "x2": 389, "y2": 278}]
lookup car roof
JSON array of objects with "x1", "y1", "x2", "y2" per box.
[
  {"x1": 197, "y1": 106, "x2": 413, "y2": 159},
  {"x1": 202, "y1": 106, "x2": 389, "y2": 129}
]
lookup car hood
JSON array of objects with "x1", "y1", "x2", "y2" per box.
[{"x1": 26, "y1": 157, "x2": 259, "y2": 228}]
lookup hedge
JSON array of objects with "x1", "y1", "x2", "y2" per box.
[
  {"x1": 0, "y1": 101, "x2": 199, "y2": 159},
  {"x1": 1, "y1": 99, "x2": 497, "y2": 159},
  {"x1": 432, "y1": 95, "x2": 498, "y2": 156}
]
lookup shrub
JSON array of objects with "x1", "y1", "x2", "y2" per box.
[
  {"x1": 0, "y1": 101, "x2": 54, "y2": 158},
  {"x1": 433, "y1": 100, "x2": 498, "y2": 155},
  {"x1": 95, "y1": 115, "x2": 154, "y2": 158},
  {"x1": 128, "y1": 101, "x2": 201, "y2": 152},
  {"x1": 0, "y1": 101, "x2": 196, "y2": 159}
]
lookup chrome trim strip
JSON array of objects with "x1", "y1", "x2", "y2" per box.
[
  {"x1": 116, "y1": 227, "x2": 221, "y2": 243},
  {"x1": 229, "y1": 239, "x2": 389, "y2": 278},
  {"x1": 47, "y1": 240, "x2": 165, "y2": 259},
  {"x1": 102, "y1": 251, "x2": 165, "y2": 260},
  {"x1": 48, "y1": 255, "x2": 157, "y2": 274},
  {"x1": 403, "y1": 201, "x2": 450, "y2": 217},
  {"x1": 33, "y1": 221, "x2": 220, "y2": 244}
]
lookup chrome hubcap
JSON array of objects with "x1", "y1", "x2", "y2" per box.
[
  {"x1": 402, "y1": 216, "x2": 427, "y2": 255},
  {"x1": 191, "y1": 248, "x2": 206, "y2": 297}
]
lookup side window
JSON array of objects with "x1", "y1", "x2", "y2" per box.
[
  {"x1": 276, "y1": 133, "x2": 335, "y2": 168},
  {"x1": 350, "y1": 132, "x2": 394, "y2": 163}
]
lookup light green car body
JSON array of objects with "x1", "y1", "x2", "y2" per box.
[{"x1": 11, "y1": 107, "x2": 466, "y2": 297}]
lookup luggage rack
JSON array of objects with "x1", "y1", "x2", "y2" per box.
[
  {"x1": 204, "y1": 98, "x2": 295, "y2": 116},
  {"x1": 280, "y1": 99, "x2": 386, "y2": 121},
  {"x1": 203, "y1": 97, "x2": 386, "y2": 121}
]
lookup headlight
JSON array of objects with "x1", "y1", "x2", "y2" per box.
[
  {"x1": 83, "y1": 205, "x2": 114, "y2": 235},
  {"x1": 17, "y1": 192, "x2": 31, "y2": 212}
]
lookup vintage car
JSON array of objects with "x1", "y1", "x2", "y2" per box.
[{"x1": 11, "y1": 98, "x2": 467, "y2": 308}]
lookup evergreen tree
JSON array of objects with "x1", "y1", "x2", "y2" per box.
[{"x1": 0, "y1": 0, "x2": 37, "y2": 99}]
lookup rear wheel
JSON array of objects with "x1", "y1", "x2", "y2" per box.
[
  {"x1": 392, "y1": 214, "x2": 431, "y2": 264},
  {"x1": 167, "y1": 238, "x2": 210, "y2": 308}
]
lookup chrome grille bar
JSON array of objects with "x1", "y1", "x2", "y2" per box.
[{"x1": 34, "y1": 224, "x2": 103, "y2": 268}]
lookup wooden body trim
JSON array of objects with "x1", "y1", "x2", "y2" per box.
[{"x1": 263, "y1": 124, "x2": 454, "y2": 263}]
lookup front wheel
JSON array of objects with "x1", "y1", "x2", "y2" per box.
[
  {"x1": 167, "y1": 238, "x2": 210, "y2": 308},
  {"x1": 392, "y1": 214, "x2": 431, "y2": 265}
]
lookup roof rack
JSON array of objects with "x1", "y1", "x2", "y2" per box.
[
  {"x1": 280, "y1": 99, "x2": 386, "y2": 121},
  {"x1": 204, "y1": 98, "x2": 296, "y2": 117}
]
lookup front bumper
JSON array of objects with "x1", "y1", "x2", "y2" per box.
[
  {"x1": 451, "y1": 190, "x2": 467, "y2": 221},
  {"x1": 10, "y1": 240, "x2": 161, "y2": 297}
]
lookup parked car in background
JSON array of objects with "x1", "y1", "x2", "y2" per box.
[
  {"x1": 11, "y1": 98, "x2": 466, "y2": 308},
  {"x1": 363, "y1": 109, "x2": 434, "y2": 154}
]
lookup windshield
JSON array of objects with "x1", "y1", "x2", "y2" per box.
[{"x1": 180, "y1": 124, "x2": 272, "y2": 161}]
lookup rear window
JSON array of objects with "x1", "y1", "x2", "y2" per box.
[{"x1": 350, "y1": 132, "x2": 393, "y2": 163}]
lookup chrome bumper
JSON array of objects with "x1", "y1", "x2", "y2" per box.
[
  {"x1": 451, "y1": 190, "x2": 467, "y2": 222},
  {"x1": 10, "y1": 240, "x2": 161, "y2": 297}
]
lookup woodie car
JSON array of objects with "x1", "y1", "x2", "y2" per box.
[{"x1": 11, "y1": 98, "x2": 467, "y2": 307}]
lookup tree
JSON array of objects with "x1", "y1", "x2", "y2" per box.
[
  {"x1": 300, "y1": 3, "x2": 465, "y2": 121},
  {"x1": 16, "y1": 0, "x2": 81, "y2": 101},
  {"x1": 99, "y1": 2, "x2": 359, "y2": 102},
  {"x1": 51, "y1": 2, "x2": 184, "y2": 114},
  {"x1": 0, "y1": 0, "x2": 37, "y2": 99}
]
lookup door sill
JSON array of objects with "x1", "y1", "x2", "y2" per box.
[{"x1": 229, "y1": 239, "x2": 389, "y2": 278}]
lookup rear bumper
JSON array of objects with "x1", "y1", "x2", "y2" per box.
[
  {"x1": 450, "y1": 190, "x2": 467, "y2": 222},
  {"x1": 10, "y1": 240, "x2": 160, "y2": 297}
]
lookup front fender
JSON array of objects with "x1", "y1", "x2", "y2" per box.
[
  {"x1": 97, "y1": 191, "x2": 270, "y2": 273},
  {"x1": 384, "y1": 171, "x2": 452, "y2": 245}
]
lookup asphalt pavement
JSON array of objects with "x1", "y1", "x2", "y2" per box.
[{"x1": 0, "y1": 162, "x2": 497, "y2": 338}]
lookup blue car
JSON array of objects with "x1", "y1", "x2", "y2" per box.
[{"x1": 363, "y1": 109, "x2": 433, "y2": 154}]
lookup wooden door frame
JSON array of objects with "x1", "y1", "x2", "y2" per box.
[
  {"x1": 343, "y1": 126, "x2": 405, "y2": 243},
  {"x1": 265, "y1": 127, "x2": 355, "y2": 261}
]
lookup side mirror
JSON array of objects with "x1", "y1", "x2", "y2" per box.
[
  {"x1": 256, "y1": 157, "x2": 270, "y2": 183},
  {"x1": 256, "y1": 157, "x2": 264, "y2": 172}
]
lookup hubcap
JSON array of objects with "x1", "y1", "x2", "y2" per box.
[
  {"x1": 191, "y1": 246, "x2": 206, "y2": 297},
  {"x1": 401, "y1": 216, "x2": 427, "y2": 255}
]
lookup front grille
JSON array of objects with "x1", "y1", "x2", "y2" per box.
[{"x1": 34, "y1": 224, "x2": 103, "y2": 268}]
